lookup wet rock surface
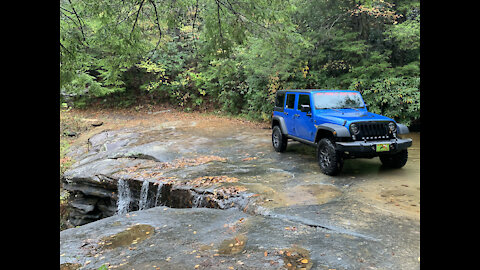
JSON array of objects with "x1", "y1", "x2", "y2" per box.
[{"x1": 60, "y1": 110, "x2": 420, "y2": 269}]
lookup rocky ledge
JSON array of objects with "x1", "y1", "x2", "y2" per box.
[{"x1": 62, "y1": 127, "x2": 254, "y2": 227}]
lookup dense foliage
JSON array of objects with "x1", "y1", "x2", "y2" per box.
[{"x1": 60, "y1": 0, "x2": 420, "y2": 126}]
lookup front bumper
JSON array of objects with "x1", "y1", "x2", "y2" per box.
[{"x1": 335, "y1": 138, "x2": 412, "y2": 153}]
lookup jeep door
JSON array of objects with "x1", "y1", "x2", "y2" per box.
[
  {"x1": 294, "y1": 93, "x2": 316, "y2": 142},
  {"x1": 284, "y1": 93, "x2": 297, "y2": 136}
]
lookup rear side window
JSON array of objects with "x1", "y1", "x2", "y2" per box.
[
  {"x1": 286, "y1": 94, "x2": 296, "y2": 109},
  {"x1": 275, "y1": 92, "x2": 285, "y2": 108},
  {"x1": 298, "y1": 94, "x2": 310, "y2": 109}
]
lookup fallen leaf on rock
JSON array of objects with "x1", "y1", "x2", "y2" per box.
[
  {"x1": 282, "y1": 246, "x2": 312, "y2": 270},
  {"x1": 187, "y1": 175, "x2": 239, "y2": 188},
  {"x1": 218, "y1": 234, "x2": 247, "y2": 255},
  {"x1": 161, "y1": 156, "x2": 227, "y2": 170}
]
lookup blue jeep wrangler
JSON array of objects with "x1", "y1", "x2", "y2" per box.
[{"x1": 271, "y1": 89, "x2": 412, "y2": 175}]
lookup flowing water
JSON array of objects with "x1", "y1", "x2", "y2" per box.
[
  {"x1": 138, "y1": 180, "x2": 150, "y2": 210},
  {"x1": 191, "y1": 193, "x2": 203, "y2": 208},
  {"x1": 154, "y1": 183, "x2": 163, "y2": 206},
  {"x1": 116, "y1": 178, "x2": 131, "y2": 215}
]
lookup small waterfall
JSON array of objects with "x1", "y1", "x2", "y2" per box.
[
  {"x1": 138, "y1": 180, "x2": 150, "y2": 210},
  {"x1": 116, "y1": 178, "x2": 131, "y2": 215},
  {"x1": 192, "y1": 194, "x2": 202, "y2": 207},
  {"x1": 155, "y1": 183, "x2": 163, "y2": 206}
]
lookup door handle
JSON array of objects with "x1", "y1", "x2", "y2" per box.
[
  {"x1": 284, "y1": 112, "x2": 288, "y2": 115},
  {"x1": 294, "y1": 114, "x2": 300, "y2": 118}
]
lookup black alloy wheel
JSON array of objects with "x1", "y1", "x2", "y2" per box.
[
  {"x1": 317, "y1": 138, "x2": 343, "y2": 175},
  {"x1": 272, "y1": 125, "x2": 287, "y2": 152}
]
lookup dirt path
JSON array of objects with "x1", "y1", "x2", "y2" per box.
[{"x1": 62, "y1": 107, "x2": 269, "y2": 147}]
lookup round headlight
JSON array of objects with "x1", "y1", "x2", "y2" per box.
[
  {"x1": 388, "y1": 122, "x2": 397, "y2": 132},
  {"x1": 350, "y1": 123, "x2": 359, "y2": 135}
]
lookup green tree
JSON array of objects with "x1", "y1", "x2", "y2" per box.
[
  {"x1": 60, "y1": 0, "x2": 420, "y2": 125},
  {"x1": 60, "y1": 0, "x2": 167, "y2": 96}
]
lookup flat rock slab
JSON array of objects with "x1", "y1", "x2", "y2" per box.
[{"x1": 60, "y1": 206, "x2": 418, "y2": 270}]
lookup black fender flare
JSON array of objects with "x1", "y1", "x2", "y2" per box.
[
  {"x1": 314, "y1": 123, "x2": 350, "y2": 142},
  {"x1": 396, "y1": 123, "x2": 410, "y2": 135},
  {"x1": 271, "y1": 115, "x2": 288, "y2": 135}
]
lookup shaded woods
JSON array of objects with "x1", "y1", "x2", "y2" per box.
[{"x1": 60, "y1": 0, "x2": 419, "y2": 126}]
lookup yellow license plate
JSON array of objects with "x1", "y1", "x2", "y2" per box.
[{"x1": 376, "y1": 144, "x2": 390, "y2": 152}]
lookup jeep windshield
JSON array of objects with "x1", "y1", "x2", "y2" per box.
[{"x1": 313, "y1": 91, "x2": 365, "y2": 109}]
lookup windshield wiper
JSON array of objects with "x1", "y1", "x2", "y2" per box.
[
  {"x1": 337, "y1": 107, "x2": 359, "y2": 111},
  {"x1": 329, "y1": 108, "x2": 342, "y2": 112},
  {"x1": 337, "y1": 106, "x2": 366, "y2": 111}
]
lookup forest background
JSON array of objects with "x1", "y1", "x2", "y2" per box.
[{"x1": 60, "y1": 0, "x2": 420, "y2": 127}]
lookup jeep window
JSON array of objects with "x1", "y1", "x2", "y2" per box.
[
  {"x1": 286, "y1": 94, "x2": 296, "y2": 109},
  {"x1": 297, "y1": 94, "x2": 310, "y2": 110},
  {"x1": 314, "y1": 92, "x2": 365, "y2": 109},
  {"x1": 275, "y1": 92, "x2": 285, "y2": 108}
]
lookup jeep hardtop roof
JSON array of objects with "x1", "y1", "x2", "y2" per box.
[{"x1": 277, "y1": 89, "x2": 357, "y2": 93}]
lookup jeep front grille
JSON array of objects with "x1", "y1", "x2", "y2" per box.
[{"x1": 356, "y1": 122, "x2": 392, "y2": 141}]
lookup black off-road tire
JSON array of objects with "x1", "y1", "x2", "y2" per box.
[
  {"x1": 379, "y1": 149, "x2": 408, "y2": 168},
  {"x1": 272, "y1": 125, "x2": 288, "y2": 152},
  {"x1": 317, "y1": 138, "x2": 344, "y2": 176}
]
